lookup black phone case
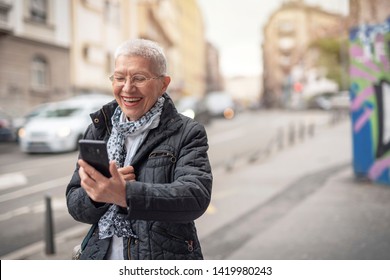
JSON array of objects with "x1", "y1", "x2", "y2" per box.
[{"x1": 78, "y1": 139, "x2": 111, "y2": 178}]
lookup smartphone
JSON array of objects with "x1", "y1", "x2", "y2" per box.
[{"x1": 78, "y1": 139, "x2": 111, "y2": 178}]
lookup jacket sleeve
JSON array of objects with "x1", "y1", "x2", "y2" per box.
[
  {"x1": 125, "y1": 120, "x2": 213, "y2": 222},
  {"x1": 65, "y1": 124, "x2": 110, "y2": 224}
]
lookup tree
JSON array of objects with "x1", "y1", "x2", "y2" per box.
[{"x1": 309, "y1": 37, "x2": 350, "y2": 90}]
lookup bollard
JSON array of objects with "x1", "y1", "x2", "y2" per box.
[
  {"x1": 308, "y1": 123, "x2": 315, "y2": 137},
  {"x1": 225, "y1": 157, "x2": 235, "y2": 172},
  {"x1": 299, "y1": 122, "x2": 305, "y2": 141},
  {"x1": 45, "y1": 195, "x2": 56, "y2": 255},
  {"x1": 277, "y1": 127, "x2": 284, "y2": 150},
  {"x1": 288, "y1": 123, "x2": 295, "y2": 145}
]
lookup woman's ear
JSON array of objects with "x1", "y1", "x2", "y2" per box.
[{"x1": 160, "y1": 76, "x2": 171, "y2": 93}]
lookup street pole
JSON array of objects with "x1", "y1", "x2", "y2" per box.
[{"x1": 44, "y1": 195, "x2": 55, "y2": 255}]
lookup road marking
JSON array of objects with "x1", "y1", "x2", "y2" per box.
[
  {"x1": 1, "y1": 153, "x2": 77, "y2": 174},
  {"x1": 0, "y1": 176, "x2": 70, "y2": 203},
  {"x1": 0, "y1": 196, "x2": 68, "y2": 222},
  {"x1": 0, "y1": 172, "x2": 27, "y2": 191},
  {"x1": 0, "y1": 206, "x2": 31, "y2": 221}
]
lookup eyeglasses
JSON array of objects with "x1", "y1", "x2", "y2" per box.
[{"x1": 109, "y1": 74, "x2": 163, "y2": 88}]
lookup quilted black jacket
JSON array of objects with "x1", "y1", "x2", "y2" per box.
[{"x1": 66, "y1": 93, "x2": 212, "y2": 259}]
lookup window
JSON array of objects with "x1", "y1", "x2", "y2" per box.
[
  {"x1": 0, "y1": 1, "x2": 12, "y2": 27},
  {"x1": 104, "y1": 0, "x2": 120, "y2": 26},
  {"x1": 31, "y1": 56, "x2": 49, "y2": 89},
  {"x1": 30, "y1": 0, "x2": 47, "y2": 23},
  {"x1": 278, "y1": 20, "x2": 295, "y2": 35},
  {"x1": 278, "y1": 37, "x2": 295, "y2": 51}
]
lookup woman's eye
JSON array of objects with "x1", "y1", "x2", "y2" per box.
[{"x1": 133, "y1": 75, "x2": 146, "y2": 82}]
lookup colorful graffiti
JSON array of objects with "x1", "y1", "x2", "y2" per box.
[{"x1": 350, "y1": 17, "x2": 390, "y2": 184}]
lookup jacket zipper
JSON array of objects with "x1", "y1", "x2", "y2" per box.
[
  {"x1": 154, "y1": 227, "x2": 194, "y2": 252},
  {"x1": 101, "y1": 108, "x2": 111, "y2": 136},
  {"x1": 149, "y1": 151, "x2": 176, "y2": 163}
]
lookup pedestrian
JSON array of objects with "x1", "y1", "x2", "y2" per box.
[{"x1": 66, "y1": 38, "x2": 212, "y2": 260}]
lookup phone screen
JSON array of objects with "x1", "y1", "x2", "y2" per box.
[{"x1": 78, "y1": 139, "x2": 111, "y2": 178}]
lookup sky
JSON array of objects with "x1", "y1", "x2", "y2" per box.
[{"x1": 197, "y1": 0, "x2": 349, "y2": 78}]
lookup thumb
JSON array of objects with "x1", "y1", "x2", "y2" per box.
[{"x1": 109, "y1": 161, "x2": 120, "y2": 178}]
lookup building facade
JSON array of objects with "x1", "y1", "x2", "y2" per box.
[
  {"x1": 349, "y1": 0, "x2": 390, "y2": 26},
  {"x1": 261, "y1": 0, "x2": 346, "y2": 108},
  {"x1": 172, "y1": 0, "x2": 206, "y2": 99},
  {"x1": 63, "y1": 0, "x2": 207, "y2": 102},
  {"x1": 0, "y1": 0, "x2": 71, "y2": 116},
  {"x1": 1, "y1": 0, "x2": 211, "y2": 117},
  {"x1": 205, "y1": 41, "x2": 224, "y2": 93}
]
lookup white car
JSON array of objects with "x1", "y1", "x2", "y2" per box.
[{"x1": 19, "y1": 95, "x2": 112, "y2": 153}]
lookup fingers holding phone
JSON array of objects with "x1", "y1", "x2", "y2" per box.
[
  {"x1": 118, "y1": 165, "x2": 136, "y2": 181},
  {"x1": 78, "y1": 159, "x2": 127, "y2": 207},
  {"x1": 77, "y1": 139, "x2": 132, "y2": 207}
]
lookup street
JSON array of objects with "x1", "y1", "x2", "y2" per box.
[{"x1": 0, "y1": 109, "x2": 333, "y2": 257}]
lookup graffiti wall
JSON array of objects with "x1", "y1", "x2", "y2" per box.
[{"x1": 350, "y1": 17, "x2": 390, "y2": 184}]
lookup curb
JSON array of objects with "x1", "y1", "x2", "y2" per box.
[{"x1": 1, "y1": 224, "x2": 89, "y2": 260}]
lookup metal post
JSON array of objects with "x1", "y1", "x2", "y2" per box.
[
  {"x1": 288, "y1": 123, "x2": 295, "y2": 145},
  {"x1": 308, "y1": 123, "x2": 315, "y2": 137},
  {"x1": 277, "y1": 127, "x2": 284, "y2": 150},
  {"x1": 299, "y1": 122, "x2": 305, "y2": 141},
  {"x1": 45, "y1": 195, "x2": 55, "y2": 255}
]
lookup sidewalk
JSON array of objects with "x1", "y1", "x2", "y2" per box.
[
  {"x1": 5, "y1": 116, "x2": 390, "y2": 260},
  {"x1": 202, "y1": 117, "x2": 390, "y2": 260}
]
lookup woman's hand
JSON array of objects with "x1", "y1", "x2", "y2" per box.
[
  {"x1": 78, "y1": 159, "x2": 128, "y2": 207},
  {"x1": 118, "y1": 165, "x2": 136, "y2": 182}
]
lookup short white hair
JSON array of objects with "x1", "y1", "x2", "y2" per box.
[{"x1": 114, "y1": 38, "x2": 167, "y2": 75}]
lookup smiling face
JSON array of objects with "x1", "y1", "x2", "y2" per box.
[{"x1": 112, "y1": 55, "x2": 171, "y2": 121}]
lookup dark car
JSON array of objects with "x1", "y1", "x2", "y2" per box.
[
  {"x1": 205, "y1": 91, "x2": 236, "y2": 120},
  {"x1": 0, "y1": 109, "x2": 16, "y2": 142},
  {"x1": 176, "y1": 96, "x2": 212, "y2": 125}
]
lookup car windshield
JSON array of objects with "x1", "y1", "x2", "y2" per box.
[
  {"x1": 25, "y1": 104, "x2": 50, "y2": 118},
  {"x1": 37, "y1": 106, "x2": 82, "y2": 118},
  {"x1": 176, "y1": 97, "x2": 198, "y2": 110}
]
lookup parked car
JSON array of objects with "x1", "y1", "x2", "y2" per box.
[
  {"x1": 176, "y1": 96, "x2": 212, "y2": 125},
  {"x1": 13, "y1": 103, "x2": 50, "y2": 142},
  {"x1": 305, "y1": 92, "x2": 334, "y2": 110},
  {"x1": 306, "y1": 91, "x2": 350, "y2": 111},
  {"x1": 19, "y1": 95, "x2": 112, "y2": 153},
  {"x1": 205, "y1": 91, "x2": 236, "y2": 119},
  {"x1": 0, "y1": 108, "x2": 16, "y2": 142}
]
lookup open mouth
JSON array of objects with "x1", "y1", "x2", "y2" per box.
[{"x1": 123, "y1": 96, "x2": 142, "y2": 104}]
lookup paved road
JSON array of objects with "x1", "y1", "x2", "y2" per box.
[{"x1": 6, "y1": 111, "x2": 385, "y2": 260}]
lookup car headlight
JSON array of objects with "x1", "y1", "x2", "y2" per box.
[
  {"x1": 56, "y1": 126, "x2": 71, "y2": 138},
  {"x1": 182, "y1": 109, "x2": 195, "y2": 119},
  {"x1": 18, "y1": 127, "x2": 26, "y2": 139}
]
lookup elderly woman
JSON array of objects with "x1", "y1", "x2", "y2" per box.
[{"x1": 66, "y1": 39, "x2": 212, "y2": 260}]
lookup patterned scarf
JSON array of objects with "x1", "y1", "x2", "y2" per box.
[
  {"x1": 107, "y1": 96, "x2": 165, "y2": 167},
  {"x1": 98, "y1": 96, "x2": 165, "y2": 239}
]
